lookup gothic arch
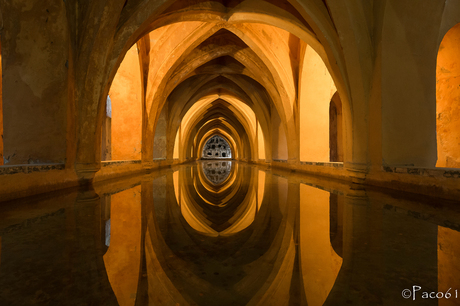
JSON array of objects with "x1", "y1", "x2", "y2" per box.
[{"x1": 74, "y1": 0, "x2": 357, "y2": 177}]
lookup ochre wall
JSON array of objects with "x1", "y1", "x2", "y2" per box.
[
  {"x1": 436, "y1": 23, "x2": 460, "y2": 168},
  {"x1": 271, "y1": 108, "x2": 288, "y2": 160},
  {"x1": 173, "y1": 128, "x2": 180, "y2": 159},
  {"x1": 380, "y1": 0, "x2": 443, "y2": 167},
  {"x1": 1, "y1": 1, "x2": 69, "y2": 164},
  {"x1": 153, "y1": 105, "x2": 167, "y2": 159},
  {"x1": 109, "y1": 45, "x2": 142, "y2": 161},
  {"x1": 101, "y1": 97, "x2": 112, "y2": 161},
  {"x1": 258, "y1": 122, "x2": 265, "y2": 160},
  {"x1": 299, "y1": 46, "x2": 337, "y2": 162}
]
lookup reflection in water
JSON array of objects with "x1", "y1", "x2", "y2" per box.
[
  {"x1": 202, "y1": 161, "x2": 232, "y2": 185},
  {"x1": 103, "y1": 186, "x2": 142, "y2": 306},
  {"x1": 1, "y1": 162, "x2": 460, "y2": 305},
  {"x1": 173, "y1": 161, "x2": 259, "y2": 237},
  {"x1": 300, "y1": 184, "x2": 342, "y2": 306},
  {"x1": 105, "y1": 219, "x2": 111, "y2": 247},
  {"x1": 438, "y1": 226, "x2": 460, "y2": 306}
]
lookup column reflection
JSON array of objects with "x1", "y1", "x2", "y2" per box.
[
  {"x1": 100, "y1": 162, "x2": 459, "y2": 306},
  {"x1": 101, "y1": 163, "x2": 347, "y2": 305},
  {"x1": 299, "y1": 184, "x2": 343, "y2": 306},
  {"x1": 102, "y1": 185, "x2": 142, "y2": 306}
]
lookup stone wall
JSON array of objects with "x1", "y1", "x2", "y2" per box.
[
  {"x1": 202, "y1": 135, "x2": 232, "y2": 159},
  {"x1": 1, "y1": 0, "x2": 70, "y2": 164}
]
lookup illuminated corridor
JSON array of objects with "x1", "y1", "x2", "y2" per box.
[{"x1": 0, "y1": 0, "x2": 459, "y2": 200}]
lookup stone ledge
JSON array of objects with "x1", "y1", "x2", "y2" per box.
[
  {"x1": 300, "y1": 161, "x2": 344, "y2": 168},
  {"x1": 101, "y1": 160, "x2": 142, "y2": 167},
  {"x1": 0, "y1": 163, "x2": 65, "y2": 175}
]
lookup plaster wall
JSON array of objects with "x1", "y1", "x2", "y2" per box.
[
  {"x1": 101, "y1": 104, "x2": 112, "y2": 161},
  {"x1": 436, "y1": 23, "x2": 460, "y2": 168},
  {"x1": 299, "y1": 46, "x2": 336, "y2": 162},
  {"x1": 173, "y1": 129, "x2": 180, "y2": 159},
  {"x1": 381, "y1": 0, "x2": 443, "y2": 167},
  {"x1": 272, "y1": 108, "x2": 288, "y2": 161},
  {"x1": 258, "y1": 122, "x2": 265, "y2": 160},
  {"x1": 153, "y1": 104, "x2": 167, "y2": 159},
  {"x1": 1, "y1": 0, "x2": 69, "y2": 164},
  {"x1": 109, "y1": 45, "x2": 142, "y2": 161}
]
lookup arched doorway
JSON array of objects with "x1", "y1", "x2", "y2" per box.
[
  {"x1": 299, "y1": 44, "x2": 339, "y2": 163},
  {"x1": 101, "y1": 44, "x2": 142, "y2": 162}
]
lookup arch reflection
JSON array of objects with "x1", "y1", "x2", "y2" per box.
[
  {"x1": 173, "y1": 162, "x2": 262, "y2": 236},
  {"x1": 201, "y1": 161, "x2": 233, "y2": 185},
  {"x1": 101, "y1": 162, "x2": 345, "y2": 306}
]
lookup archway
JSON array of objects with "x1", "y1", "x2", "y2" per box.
[
  {"x1": 102, "y1": 44, "x2": 143, "y2": 162},
  {"x1": 299, "y1": 44, "x2": 338, "y2": 163},
  {"x1": 436, "y1": 23, "x2": 460, "y2": 168}
]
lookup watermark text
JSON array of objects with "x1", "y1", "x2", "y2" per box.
[{"x1": 402, "y1": 286, "x2": 458, "y2": 300}]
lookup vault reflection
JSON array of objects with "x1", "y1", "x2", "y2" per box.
[
  {"x1": 201, "y1": 161, "x2": 232, "y2": 185},
  {"x1": 101, "y1": 162, "x2": 345, "y2": 305},
  {"x1": 6, "y1": 163, "x2": 459, "y2": 305}
]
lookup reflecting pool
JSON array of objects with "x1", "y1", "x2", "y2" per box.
[{"x1": 1, "y1": 162, "x2": 460, "y2": 305}]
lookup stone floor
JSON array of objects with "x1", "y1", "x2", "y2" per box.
[{"x1": 0, "y1": 161, "x2": 459, "y2": 305}]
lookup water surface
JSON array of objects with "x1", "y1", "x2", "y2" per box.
[{"x1": 1, "y1": 162, "x2": 460, "y2": 305}]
